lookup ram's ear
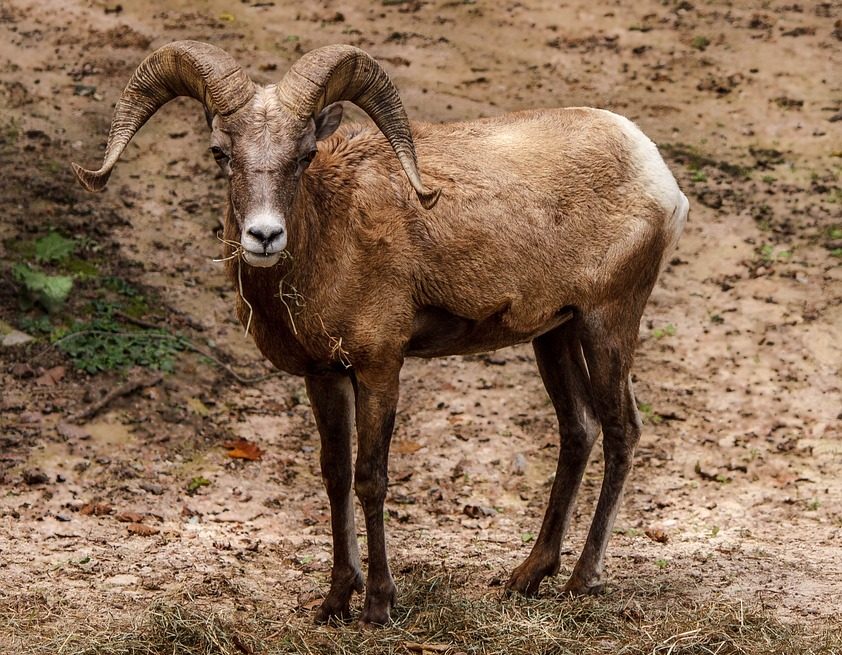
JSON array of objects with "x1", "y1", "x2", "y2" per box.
[{"x1": 314, "y1": 102, "x2": 343, "y2": 141}]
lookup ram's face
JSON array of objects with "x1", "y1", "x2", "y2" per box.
[{"x1": 211, "y1": 88, "x2": 343, "y2": 268}]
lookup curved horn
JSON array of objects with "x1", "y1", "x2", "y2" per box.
[
  {"x1": 72, "y1": 40, "x2": 255, "y2": 192},
  {"x1": 276, "y1": 45, "x2": 440, "y2": 209}
]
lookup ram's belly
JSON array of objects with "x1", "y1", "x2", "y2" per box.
[{"x1": 406, "y1": 304, "x2": 573, "y2": 358}]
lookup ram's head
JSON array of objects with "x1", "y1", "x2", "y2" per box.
[{"x1": 72, "y1": 41, "x2": 439, "y2": 268}]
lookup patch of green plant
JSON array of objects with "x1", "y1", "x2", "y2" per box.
[
  {"x1": 710, "y1": 314, "x2": 724, "y2": 325},
  {"x1": 691, "y1": 35, "x2": 710, "y2": 50},
  {"x1": 759, "y1": 243, "x2": 793, "y2": 263},
  {"x1": 0, "y1": 118, "x2": 19, "y2": 150},
  {"x1": 690, "y1": 169, "x2": 707, "y2": 182},
  {"x1": 652, "y1": 324, "x2": 677, "y2": 339},
  {"x1": 12, "y1": 263, "x2": 74, "y2": 313},
  {"x1": 3, "y1": 236, "x2": 36, "y2": 259},
  {"x1": 103, "y1": 275, "x2": 142, "y2": 297},
  {"x1": 54, "y1": 310, "x2": 187, "y2": 374},
  {"x1": 186, "y1": 476, "x2": 211, "y2": 495},
  {"x1": 831, "y1": 248, "x2": 842, "y2": 259},
  {"x1": 638, "y1": 402, "x2": 663, "y2": 425},
  {"x1": 17, "y1": 314, "x2": 52, "y2": 335},
  {"x1": 660, "y1": 142, "x2": 748, "y2": 179},
  {"x1": 62, "y1": 256, "x2": 99, "y2": 278},
  {"x1": 34, "y1": 232, "x2": 76, "y2": 263}
]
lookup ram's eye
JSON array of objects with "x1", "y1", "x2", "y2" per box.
[
  {"x1": 298, "y1": 150, "x2": 316, "y2": 167},
  {"x1": 209, "y1": 145, "x2": 229, "y2": 163}
]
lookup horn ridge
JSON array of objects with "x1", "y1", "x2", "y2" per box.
[
  {"x1": 72, "y1": 40, "x2": 255, "y2": 192},
  {"x1": 277, "y1": 45, "x2": 440, "y2": 209}
]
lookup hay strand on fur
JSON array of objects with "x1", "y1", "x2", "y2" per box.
[{"x1": 213, "y1": 233, "x2": 254, "y2": 337}]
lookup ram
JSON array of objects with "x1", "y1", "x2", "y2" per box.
[{"x1": 73, "y1": 41, "x2": 689, "y2": 626}]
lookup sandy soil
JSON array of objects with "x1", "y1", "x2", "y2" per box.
[{"x1": 1, "y1": 0, "x2": 840, "y2": 651}]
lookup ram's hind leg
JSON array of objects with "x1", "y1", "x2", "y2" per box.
[
  {"x1": 506, "y1": 320, "x2": 600, "y2": 597},
  {"x1": 306, "y1": 374, "x2": 364, "y2": 623},
  {"x1": 564, "y1": 310, "x2": 642, "y2": 595}
]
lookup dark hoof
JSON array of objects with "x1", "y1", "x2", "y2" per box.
[
  {"x1": 504, "y1": 558, "x2": 558, "y2": 597},
  {"x1": 313, "y1": 570, "x2": 365, "y2": 624},
  {"x1": 314, "y1": 600, "x2": 352, "y2": 625},
  {"x1": 358, "y1": 586, "x2": 396, "y2": 627},
  {"x1": 562, "y1": 576, "x2": 606, "y2": 596}
]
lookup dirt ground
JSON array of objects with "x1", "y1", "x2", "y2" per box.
[{"x1": 1, "y1": 0, "x2": 840, "y2": 653}]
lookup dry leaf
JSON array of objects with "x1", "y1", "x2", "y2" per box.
[
  {"x1": 115, "y1": 511, "x2": 145, "y2": 523},
  {"x1": 35, "y1": 365, "x2": 65, "y2": 386},
  {"x1": 186, "y1": 397, "x2": 210, "y2": 416},
  {"x1": 127, "y1": 522, "x2": 159, "y2": 536},
  {"x1": 393, "y1": 440, "x2": 423, "y2": 455},
  {"x1": 223, "y1": 438, "x2": 263, "y2": 461},
  {"x1": 80, "y1": 502, "x2": 113, "y2": 516},
  {"x1": 645, "y1": 528, "x2": 669, "y2": 544}
]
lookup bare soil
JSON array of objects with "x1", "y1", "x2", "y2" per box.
[{"x1": 1, "y1": 0, "x2": 840, "y2": 653}]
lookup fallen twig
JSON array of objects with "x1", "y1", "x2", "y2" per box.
[{"x1": 71, "y1": 372, "x2": 163, "y2": 422}]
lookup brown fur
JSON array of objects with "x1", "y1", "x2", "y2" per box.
[
  {"x1": 225, "y1": 108, "x2": 673, "y2": 373},
  {"x1": 213, "y1": 104, "x2": 687, "y2": 625},
  {"x1": 80, "y1": 72, "x2": 688, "y2": 624}
]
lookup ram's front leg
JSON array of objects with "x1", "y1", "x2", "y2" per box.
[
  {"x1": 352, "y1": 360, "x2": 402, "y2": 626},
  {"x1": 306, "y1": 374, "x2": 364, "y2": 623}
]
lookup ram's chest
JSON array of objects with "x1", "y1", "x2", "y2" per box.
[{"x1": 233, "y1": 291, "x2": 311, "y2": 376}]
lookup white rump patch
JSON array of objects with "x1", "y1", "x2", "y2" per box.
[{"x1": 598, "y1": 109, "x2": 688, "y2": 257}]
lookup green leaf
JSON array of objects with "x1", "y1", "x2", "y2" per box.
[
  {"x1": 186, "y1": 476, "x2": 211, "y2": 495},
  {"x1": 12, "y1": 263, "x2": 73, "y2": 313},
  {"x1": 35, "y1": 232, "x2": 75, "y2": 263}
]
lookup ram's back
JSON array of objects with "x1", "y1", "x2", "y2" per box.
[{"x1": 396, "y1": 109, "x2": 686, "y2": 326}]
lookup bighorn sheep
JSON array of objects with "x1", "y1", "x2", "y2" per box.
[{"x1": 73, "y1": 40, "x2": 689, "y2": 625}]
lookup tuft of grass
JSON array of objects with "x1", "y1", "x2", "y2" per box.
[
  {"x1": 652, "y1": 324, "x2": 677, "y2": 339},
  {"x1": 758, "y1": 244, "x2": 793, "y2": 264},
  {"x1": 691, "y1": 35, "x2": 710, "y2": 50},
  {"x1": 3, "y1": 569, "x2": 841, "y2": 655},
  {"x1": 638, "y1": 402, "x2": 663, "y2": 425}
]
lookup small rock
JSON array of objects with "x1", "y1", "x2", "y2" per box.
[
  {"x1": 140, "y1": 482, "x2": 164, "y2": 495},
  {"x1": 23, "y1": 469, "x2": 49, "y2": 485},
  {"x1": 115, "y1": 511, "x2": 145, "y2": 523},
  {"x1": 463, "y1": 504, "x2": 496, "y2": 518},
  {"x1": 511, "y1": 453, "x2": 528, "y2": 476},
  {"x1": 1, "y1": 328, "x2": 34, "y2": 347},
  {"x1": 127, "y1": 523, "x2": 159, "y2": 536},
  {"x1": 105, "y1": 574, "x2": 139, "y2": 587},
  {"x1": 57, "y1": 422, "x2": 90, "y2": 440}
]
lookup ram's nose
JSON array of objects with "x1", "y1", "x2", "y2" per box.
[
  {"x1": 246, "y1": 225, "x2": 285, "y2": 251},
  {"x1": 241, "y1": 213, "x2": 287, "y2": 267}
]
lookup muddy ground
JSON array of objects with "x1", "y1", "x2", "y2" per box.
[{"x1": 1, "y1": 0, "x2": 840, "y2": 653}]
